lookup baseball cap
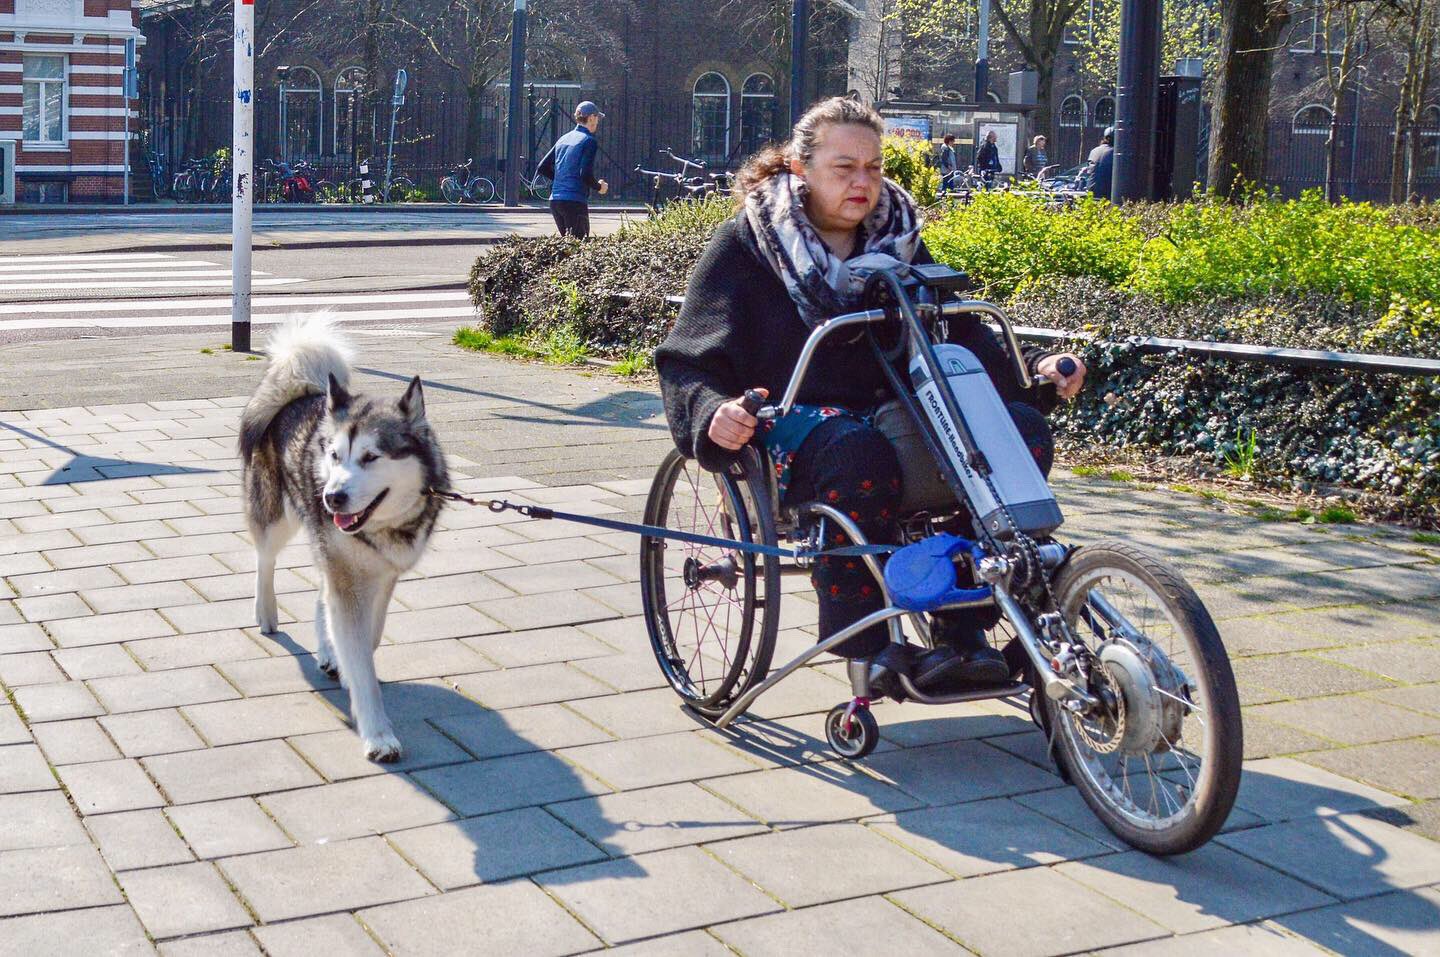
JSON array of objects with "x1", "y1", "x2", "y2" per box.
[{"x1": 576, "y1": 101, "x2": 605, "y2": 119}]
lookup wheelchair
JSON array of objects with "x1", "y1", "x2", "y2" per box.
[{"x1": 639, "y1": 266, "x2": 1243, "y2": 855}]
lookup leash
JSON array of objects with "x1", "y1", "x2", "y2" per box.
[{"x1": 427, "y1": 488, "x2": 895, "y2": 561}]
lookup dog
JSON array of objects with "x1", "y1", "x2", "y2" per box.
[{"x1": 239, "y1": 314, "x2": 448, "y2": 761}]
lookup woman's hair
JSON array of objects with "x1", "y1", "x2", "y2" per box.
[
  {"x1": 734, "y1": 96, "x2": 885, "y2": 198},
  {"x1": 1032, "y1": 134, "x2": 1046, "y2": 146}
]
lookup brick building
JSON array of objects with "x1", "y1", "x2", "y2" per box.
[{"x1": 1, "y1": 0, "x2": 143, "y2": 202}]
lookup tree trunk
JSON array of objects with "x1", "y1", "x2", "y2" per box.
[
  {"x1": 1207, "y1": 0, "x2": 1290, "y2": 199},
  {"x1": 1033, "y1": 58, "x2": 1055, "y2": 145}
]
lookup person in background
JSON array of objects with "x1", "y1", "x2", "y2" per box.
[
  {"x1": 938, "y1": 133, "x2": 959, "y2": 193},
  {"x1": 537, "y1": 101, "x2": 609, "y2": 238},
  {"x1": 1086, "y1": 126, "x2": 1115, "y2": 200},
  {"x1": 974, "y1": 129, "x2": 1003, "y2": 183},
  {"x1": 1022, "y1": 134, "x2": 1049, "y2": 177}
]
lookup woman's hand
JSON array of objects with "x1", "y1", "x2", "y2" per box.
[
  {"x1": 707, "y1": 389, "x2": 768, "y2": 451},
  {"x1": 1035, "y1": 353, "x2": 1087, "y2": 400}
]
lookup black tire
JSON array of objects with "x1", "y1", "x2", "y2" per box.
[
  {"x1": 315, "y1": 180, "x2": 339, "y2": 204},
  {"x1": 825, "y1": 704, "x2": 879, "y2": 760},
  {"x1": 1044, "y1": 540, "x2": 1243, "y2": 855},
  {"x1": 471, "y1": 177, "x2": 497, "y2": 204},
  {"x1": 440, "y1": 176, "x2": 463, "y2": 205},
  {"x1": 640, "y1": 448, "x2": 780, "y2": 718}
]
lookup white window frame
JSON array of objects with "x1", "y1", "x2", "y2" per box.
[
  {"x1": 1422, "y1": 105, "x2": 1440, "y2": 174},
  {"x1": 691, "y1": 71, "x2": 731, "y2": 161},
  {"x1": 1063, "y1": 0, "x2": 1095, "y2": 45},
  {"x1": 1291, "y1": 104, "x2": 1332, "y2": 134},
  {"x1": 740, "y1": 72, "x2": 775, "y2": 153},
  {"x1": 281, "y1": 65, "x2": 323, "y2": 161},
  {"x1": 1092, "y1": 95, "x2": 1116, "y2": 129},
  {"x1": 1059, "y1": 95, "x2": 1086, "y2": 128},
  {"x1": 333, "y1": 66, "x2": 366, "y2": 156},
  {"x1": 22, "y1": 54, "x2": 68, "y2": 147}
]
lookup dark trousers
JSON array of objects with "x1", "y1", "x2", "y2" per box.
[
  {"x1": 784, "y1": 407, "x2": 1055, "y2": 660},
  {"x1": 550, "y1": 200, "x2": 590, "y2": 239}
]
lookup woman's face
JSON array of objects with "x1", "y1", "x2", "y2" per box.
[{"x1": 793, "y1": 123, "x2": 884, "y2": 234}]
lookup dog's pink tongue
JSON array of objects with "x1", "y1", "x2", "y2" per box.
[{"x1": 334, "y1": 512, "x2": 357, "y2": 530}]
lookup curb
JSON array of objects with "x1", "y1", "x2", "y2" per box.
[{"x1": 84, "y1": 235, "x2": 512, "y2": 254}]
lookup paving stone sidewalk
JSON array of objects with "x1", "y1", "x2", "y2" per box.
[{"x1": 1, "y1": 329, "x2": 1439, "y2": 955}]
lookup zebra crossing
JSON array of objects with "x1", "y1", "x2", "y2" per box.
[{"x1": 0, "y1": 252, "x2": 478, "y2": 334}]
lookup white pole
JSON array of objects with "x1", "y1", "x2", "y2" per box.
[{"x1": 232, "y1": 0, "x2": 254, "y2": 352}]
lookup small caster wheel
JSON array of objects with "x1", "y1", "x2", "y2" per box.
[{"x1": 825, "y1": 702, "x2": 879, "y2": 760}]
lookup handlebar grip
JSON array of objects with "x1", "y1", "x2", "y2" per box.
[
  {"x1": 1057, "y1": 357, "x2": 1078, "y2": 377},
  {"x1": 739, "y1": 389, "x2": 766, "y2": 416}
]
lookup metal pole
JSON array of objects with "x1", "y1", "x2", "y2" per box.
[
  {"x1": 231, "y1": 0, "x2": 254, "y2": 352},
  {"x1": 1112, "y1": 0, "x2": 1161, "y2": 202},
  {"x1": 974, "y1": 0, "x2": 991, "y2": 102},
  {"x1": 790, "y1": 0, "x2": 810, "y2": 128},
  {"x1": 504, "y1": 0, "x2": 527, "y2": 207},
  {"x1": 123, "y1": 92, "x2": 130, "y2": 205}
]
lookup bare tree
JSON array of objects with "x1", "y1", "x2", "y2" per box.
[
  {"x1": 1208, "y1": 0, "x2": 1291, "y2": 199},
  {"x1": 1380, "y1": 0, "x2": 1439, "y2": 201},
  {"x1": 1316, "y1": 1, "x2": 1384, "y2": 201}
]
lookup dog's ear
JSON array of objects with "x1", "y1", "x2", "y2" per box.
[
  {"x1": 327, "y1": 373, "x2": 352, "y2": 418},
  {"x1": 398, "y1": 375, "x2": 426, "y2": 423}
]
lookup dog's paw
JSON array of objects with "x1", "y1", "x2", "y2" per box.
[
  {"x1": 363, "y1": 729, "x2": 403, "y2": 763},
  {"x1": 316, "y1": 655, "x2": 339, "y2": 680},
  {"x1": 254, "y1": 601, "x2": 279, "y2": 635}
]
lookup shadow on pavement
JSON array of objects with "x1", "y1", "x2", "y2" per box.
[{"x1": 1, "y1": 420, "x2": 218, "y2": 486}]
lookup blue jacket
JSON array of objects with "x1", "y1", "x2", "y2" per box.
[{"x1": 539, "y1": 125, "x2": 601, "y2": 202}]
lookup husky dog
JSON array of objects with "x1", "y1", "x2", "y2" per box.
[{"x1": 239, "y1": 315, "x2": 447, "y2": 761}]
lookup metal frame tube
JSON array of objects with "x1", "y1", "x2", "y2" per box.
[
  {"x1": 992, "y1": 583, "x2": 1095, "y2": 707},
  {"x1": 776, "y1": 310, "x2": 888, "y2": 414},
  {"x1": 715, "y1": 605, "x2": 907, "y2": 728},
  {"x1": 801, "y1": 502, "x2": 904, "y2": 645}
]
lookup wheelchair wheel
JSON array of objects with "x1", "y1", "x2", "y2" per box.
[
  {"x1": 1042, "y1": 541, "x2": 1242, "y2": 855},
  {"x1": 640, "y1": 449, "x2": 780, "y2": 718}
]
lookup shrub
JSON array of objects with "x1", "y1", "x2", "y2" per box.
[{"x1": 882, "y1": 136, "x2": 940, "y2": 207}]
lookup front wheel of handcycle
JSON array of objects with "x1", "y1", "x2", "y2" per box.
[
  {"x1": 640, "y1": 448, "x2": 780, "y2": 719},
  {"x1": 1042, "y1": 540, "x2": 1243, "y2": 855}
]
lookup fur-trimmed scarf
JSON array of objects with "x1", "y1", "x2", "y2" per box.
[{"x1": 742, "y1": 171, "x2": 922, "y2": 329}]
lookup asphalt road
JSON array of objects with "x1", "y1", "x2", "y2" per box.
[{"x1": 0, "y1": 207, "x2": 630, "y2": 345}]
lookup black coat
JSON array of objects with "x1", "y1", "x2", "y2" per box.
[
  {"x1": 655, "y1": 214, "x2": 1055, "y2": 473},
  {"x1": 975, "y1": 140, "x2": 1002, "y2": 173}
]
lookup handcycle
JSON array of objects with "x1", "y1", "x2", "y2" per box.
[{"x1": 638, "y1": 265, "x2": 1243, "y2": 855}]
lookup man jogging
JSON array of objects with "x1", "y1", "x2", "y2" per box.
[{"x1": 537, "y1": 101, "x2": 609, "y2": 238}]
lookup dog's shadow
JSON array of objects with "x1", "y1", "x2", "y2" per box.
[{"x1": 260, "y1": 626, "x2": 648, "y2": 886}]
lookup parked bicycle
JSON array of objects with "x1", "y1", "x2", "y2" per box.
[
  {"x1": 440, "y1": 159, "x2": 497, "y2": 205},
  {"x1": 635, "y1": 148, "x2": 730, "y2": 210}
]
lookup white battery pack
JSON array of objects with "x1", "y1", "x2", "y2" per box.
[{"x1": 907, "y1": 344, "x2": 1063, "y2": 538}]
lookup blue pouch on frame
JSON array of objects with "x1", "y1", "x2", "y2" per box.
[{"x1": 883, "y1": 534, "x2": 992, "y2": 612}]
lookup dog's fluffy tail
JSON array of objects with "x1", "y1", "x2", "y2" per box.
[{"x1": 239, "y1": 313, "x2": 354, "y2": 464}]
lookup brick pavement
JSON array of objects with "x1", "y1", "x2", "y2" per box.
[{"x1": 1, "y1": 328, "x2": 1438, "y2": 954}]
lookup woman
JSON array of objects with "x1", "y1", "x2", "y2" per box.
[
  {"x1": 655, "y1": 97, "x2": 1086, "y2": 692},
  {"x1": 1023, "y1": 134, "x2": 1049, "y2": 177}
]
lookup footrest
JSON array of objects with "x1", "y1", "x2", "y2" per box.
[{"x1": 883, "y1": 534, "x2": 992, "y2": 612}]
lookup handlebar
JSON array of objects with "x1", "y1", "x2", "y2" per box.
[{"x1": 769, "y1": 299, "x2": 1034, "y2": 417}]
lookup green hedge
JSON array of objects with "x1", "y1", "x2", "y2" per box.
[{"x1": 467, "y1": 191, "x2": 1440, "y2": 525}]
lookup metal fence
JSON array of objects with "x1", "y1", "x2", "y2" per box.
[
  {"x1": 145, "y1": 79, "x2": 780, "y2": 203},
  {"x1": 1268, "y1": 120, "x2": 1440, "y2": 202}
]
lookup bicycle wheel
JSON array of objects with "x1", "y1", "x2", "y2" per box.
[
  {"x1": 529, "y1": 175, "x2": 551, "y2": 200},
  {"x1": 440, "y1": 176, "x2": 463, "y2": 205},
  {"x1": 315, "y1": 180, "x2": 340, "y2": 203},
  {"x1": 1043, "y1": 540, "x2": 1242, "y2": 855},
  {"x1": 471, "y1": 177, "x2": 496, "y2": 204},
  {"x1": 640, "y1": 448, "x2": 780, "y2": 718}
]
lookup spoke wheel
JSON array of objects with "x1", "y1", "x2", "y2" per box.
[
  {"x1": 441, "y1": 177, "x2": 463, "y2": 205},
  {"x1": 640, "y1": 449, "x2": 779, "y2": 718},
  {"x1": 471, "y1": 177, "x2": 497, "y2": 204},
  {"x1": 1045, "y1": 541, "x2": 1242, "y2": 855}
]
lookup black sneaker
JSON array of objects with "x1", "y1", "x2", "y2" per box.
[{"x1": 939, "y1": 626, "x2": 1010, "y2": 685}]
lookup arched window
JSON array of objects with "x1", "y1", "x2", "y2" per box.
[
  {"x1": 281, "y1": 66, "x2": 323, "y2": 162},
  {"x1": 1092, "y1": 96, "x2": 1115, "y2": 128},
  {"x1": 1422, "y1": 104, "x2": 1440, "y2": 175},
  {"x1": 333, "y1": 67, "x2": 366, "y2": 158},
  {"x1": 739, "y1": 73, "x2": 775, "y2": 158},
  {"x1": 691, "y1": 72, "x2": 731, "y2": 165},
  {"x1": 1292, "y1": 104, "x2": 1332, "y2": 134},
  {"x1": 1059, "y1": 95, "x2": 1086, "y2": 128}
]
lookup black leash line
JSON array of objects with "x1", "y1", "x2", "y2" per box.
[{"x1": 427, "y1": 489, "x2": 894, "y2": 561}]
